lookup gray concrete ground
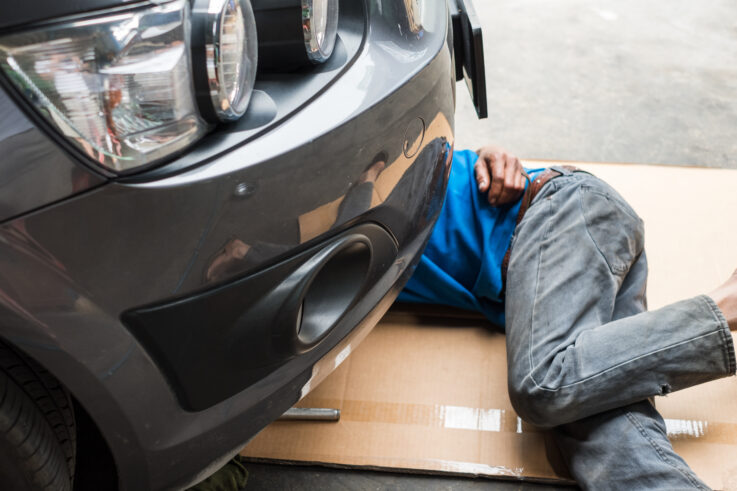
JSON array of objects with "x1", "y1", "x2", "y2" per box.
[
  {"x1": 239, "y1": 2, "x2": 737, "y2": 489},
  {"x1": 455, "y1": 0, "x2": 737, "y2": 168},
  {"x1": 242, "y1": 463, "x2": 575, "y2": 490}
]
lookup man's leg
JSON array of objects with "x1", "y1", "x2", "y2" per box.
[
  {"x1": 552, "y1": 400, "x2": 708, "y2": 490},
  {"x1": 551, "y1": 251, "x2": 709, "y2": 489},
  {"x1": 504, "y1": 168, "x2": 734, "y2": 487},
  {"x1": 504, "y1": 168, "x2": 735, "y2": 425}
]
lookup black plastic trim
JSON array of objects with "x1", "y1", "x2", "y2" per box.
[
  {"x1": 190, "y1": 0, "x2": 221, "y2": 124},
  {"x1": 251, "y1": 0, "x2": 310, "y2": 71},
  {"x1": 449, "y1": 0, "x2": 487, "y2": 119},
  {"x1": 121, "y1": 222, "x2": 398, "y2": 411}
]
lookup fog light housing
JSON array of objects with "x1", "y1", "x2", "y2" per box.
[
  {"x1": 252, "y1": 0, "x2": 339, "y2": 71},
  {"x1": 192, "y1": 0, "x2": 258, "y2": 122}
]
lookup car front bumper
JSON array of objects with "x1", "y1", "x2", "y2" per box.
[{"x1": 0, "y1": 1, "x2": 456, "y2": 489}]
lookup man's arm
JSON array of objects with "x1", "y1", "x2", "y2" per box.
[{"x1": 474, "y1": 145, "x2": 527, "y2": 206}]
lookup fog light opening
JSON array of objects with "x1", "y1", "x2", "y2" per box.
[{"x1": 297, "y1": 241, "x2": 371, "y2": 347}]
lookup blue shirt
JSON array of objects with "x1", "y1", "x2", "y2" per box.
[{"x1": 397, "y1": 149, "x2": 543, "y2": 327}]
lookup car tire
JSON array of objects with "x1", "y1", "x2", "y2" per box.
[{"x1": 0, "y1": 341, "x2": 76, "y2": 491}]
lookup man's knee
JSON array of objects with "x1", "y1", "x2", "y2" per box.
[{"x1": 508, "y1": 376, "x2": 576, "y2": 428}]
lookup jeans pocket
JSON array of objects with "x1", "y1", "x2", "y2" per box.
[{"x1": 579, "y1": 186, "x2": 645, "y2": 275}]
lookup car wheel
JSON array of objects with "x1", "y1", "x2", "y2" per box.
[{"x1": 0, "y1": 341, "x2": 76, "y2": 491}]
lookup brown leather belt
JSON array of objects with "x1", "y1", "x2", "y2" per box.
[{"x1": 501, "y1": 165, "x2": 580, "y2": 284}]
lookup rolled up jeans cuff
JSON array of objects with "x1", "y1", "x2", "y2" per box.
[{"x1": 701, "y1": 294, "x2": 737, "y2": 376}]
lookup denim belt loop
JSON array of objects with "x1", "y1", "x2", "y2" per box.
[{"x1": 550, "y1": 165, "x2": 575, "y2": 176}]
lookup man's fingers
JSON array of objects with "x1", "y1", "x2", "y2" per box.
[
  {"x1": 474, "y1": 159, "x2": 491, "y2": 192},
  {"x1": 510, "y1": 157, "x2": 528, "y2": 203},
  {"x1": 477, "y1": 146, "x2": 526, "y2": 206},
  {"x1": 489, "y1": 156, "x2": 527, "y2": 205},
  {"x1": 515, "y1": 168, "x2": 526, "y2": 193},
  {"x1": 488, "y1": 155, "x2": 506, "y2": 204},
  {"x1": 498, "y1": 155, "x2": 520, "y2": 204}
]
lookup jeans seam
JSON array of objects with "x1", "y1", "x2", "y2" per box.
[
  {"x1": 529, "y1": 199, "x2": 554, "y2": 376},
  {"x1": 702, "y1": 294, "x2": 736, "y2": 375},
  {"x1": 622, "y1": 408, "x2": 706, "y2": 489},
  {"x1": 526, "y1": 329, "x2": 726, "y2": 392},
  {"x1": 578, "y1": 186, "x2": 617, "y2": 275}
]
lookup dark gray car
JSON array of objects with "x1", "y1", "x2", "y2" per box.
[{"x1": 0, "y1": 0, "x2": 485, "y2": 489}]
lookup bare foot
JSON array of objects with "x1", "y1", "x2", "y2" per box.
[{"x1": 709, "y1": 269, "x2": 737, "y2": 331}]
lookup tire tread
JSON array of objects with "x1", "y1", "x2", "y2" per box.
[{"x1": 0, "y1": 341, "x2": 75, "y2": 491}]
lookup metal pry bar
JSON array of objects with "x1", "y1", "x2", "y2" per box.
[{"x1": 278, "y1": 408, "x2": 341, "y2": 422}]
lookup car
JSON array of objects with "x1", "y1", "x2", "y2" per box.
[{"x1": 0, "y1": 0, "x2": 485, "y2": 489}]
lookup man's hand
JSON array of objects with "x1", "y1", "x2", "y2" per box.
[{"x1": 474, "y1": 145, "x2": 527, "y2": 206}]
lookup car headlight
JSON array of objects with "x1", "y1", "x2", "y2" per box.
[
  {"x1": 302, "y1": 0, "x2": 339, "y2": 63},
  {"x1": 0, "y1": 0, "x2": 208, "y2": 173},
  {"x1": 252, "y1": 0, "x2": 339, "y2": 71},
  {"x1": 192, "y1": 0, "x2": 258, "y2": 122}
]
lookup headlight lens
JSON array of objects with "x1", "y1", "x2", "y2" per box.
[
  {"x1": 200, "y1": 0, "x2": 258, "y2": 122},
  {"x1": 302, "y1": 0, "x2": 339, "y2": 63},
  {"x1": 0, "y1": 0, "x2": 208, "y2": 173}
]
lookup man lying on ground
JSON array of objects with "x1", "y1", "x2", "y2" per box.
[{"x1": 398, "y1": 145, "x2": 737, "y2": 490}]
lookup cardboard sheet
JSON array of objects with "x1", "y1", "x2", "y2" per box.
[{"x1": 242, "y1": 161, "x2": 737, "y2": 489}]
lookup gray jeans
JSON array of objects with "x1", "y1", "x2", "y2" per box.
[{"x1": 505, "y1": 167, "x2": 736, "y2": 490}]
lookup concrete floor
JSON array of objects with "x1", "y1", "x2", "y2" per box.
[
  {"x1": 242, "y1": 463, "x2": 575, "y2": 491},
  {"x1": 237, "y1": 2, "x2": 737, "y2": 489},
  {"x1": 455, "y1": 0, "x2": 737, "y2": 168}
]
